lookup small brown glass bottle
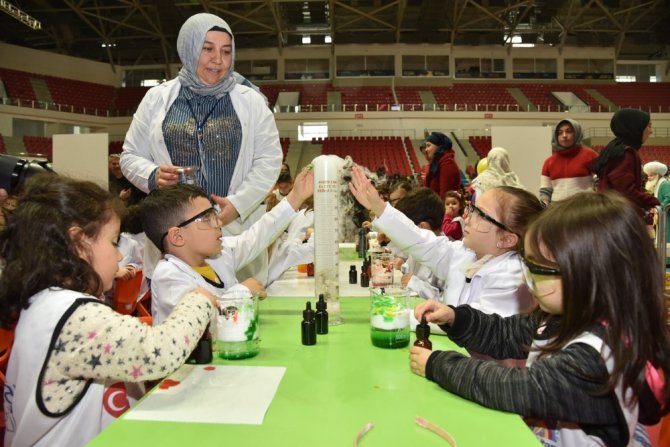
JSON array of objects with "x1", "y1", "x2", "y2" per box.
[{"x1": 414, "y1": 315, "x2": 432, "y2": 350}]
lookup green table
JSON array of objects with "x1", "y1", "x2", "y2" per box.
[{"x1": 89, "y1": 298, "x2": 540, "y2": 447}]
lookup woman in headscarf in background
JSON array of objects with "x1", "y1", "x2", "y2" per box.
[
  {"x1": 121, "y1": 13, "x2": 282, "y2": 284},
  {"x1": 591, "y1": 108, "x2": 658, "y2": 213},
  {"x1": 471, "y1": 147, "x2": 523, "y2": 205},
  {"x1": 423, "y1": 131, "x2": 461, "y2": 200},
  {"x1": 539, "y1": 118, "x2": 598, "y2": 206}
]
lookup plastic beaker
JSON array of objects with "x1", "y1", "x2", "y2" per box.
[
  {"x1": 370, "y1": 251, "x2": 393, "y2": 286},
  {"x1": 369, "y1": 287, "x2": 410, "y2": 349},
  {"x1": 216, "y1": 290, "x2": 259, "y2": 359},
  {"x1": 177, "y1": 165, "x2": 199, "y2": 185}
]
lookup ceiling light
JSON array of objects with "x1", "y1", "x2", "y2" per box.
[
  {"x1": 302, "y1": 35, "x2": 311, "y2": 44},
  {"x1": 324, "y1": 35, "x2": 332, "y2": 44},
  {"x1": 0, "y1": 0, "x2": 41, "y2": 30}
]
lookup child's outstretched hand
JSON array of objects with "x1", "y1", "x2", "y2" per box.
[
  {"x1": 414, "y1": 299, "x2": 454, "y2": 326},
  {"x1": 348, "y1": 166, "x2": 386, "y2": 217},
  {"x1": 240, "y1": 278, "x2": 268, "y2": 300},
  {"x1": 409, "y1": 346, "x2": 431, "y2": 377},
  {"x1": 286, "y1": 167, "x2": 314, "y2": 210}
]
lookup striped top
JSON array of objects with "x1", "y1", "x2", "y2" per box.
[{"x1": 162, "y1": 86, "x2": 242, "y2": 197}]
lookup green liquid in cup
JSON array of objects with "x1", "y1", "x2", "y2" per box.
[
  {"x1": 370, "y1": 327, "x2": 410, "y2": 349},
  {"x1": 217, "y1": 339, "x2": 260, "y2": 360}
]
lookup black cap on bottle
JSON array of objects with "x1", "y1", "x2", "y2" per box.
[
  {"x1": 316, "y1": 294, "x2": 327, "y2": 310},
  {"x1": 303, "y1": 301, "x2": 315, "y2": 320},
  {"x1": 416, "y1": 314, "x2": 431, "y2": 339}
]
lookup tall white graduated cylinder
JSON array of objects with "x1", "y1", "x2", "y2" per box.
[{"x1": 312, "y1": 155, "x2": 344, "y2": 325}]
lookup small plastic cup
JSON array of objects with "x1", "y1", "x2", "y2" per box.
[
  {"x1": 177, "y1": 166, "x2": 199, "y2": 185},
  {"x1": 370, "y1": 251, "x2": 394, "y2": 286}
]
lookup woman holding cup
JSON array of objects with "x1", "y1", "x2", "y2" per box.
[{"x1": 121, "y1": 13, "x2": 282, "y2": 281}]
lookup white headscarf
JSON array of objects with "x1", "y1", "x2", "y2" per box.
[
  {"x1": 177, "y1": 13, "x2": 241, "y2": 97},
  {"x1": 644, "y1": 161, "x2": 668, "y2": 195},
  {"x1": 472, "y1": 147, "x2": 523, "y2": 194},
  {"x1": 644, "y1": 161, "x2": 668, "y2": 177}
]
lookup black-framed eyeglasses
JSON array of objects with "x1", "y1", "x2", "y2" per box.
[
  {"x1": 464, "y1": 204, "x2": 514, "y2": 234},
  {"x1": 520, "y1": 250, "x2": 562, "y2": 276},
  {"x1": 159, "y1": 207, "x2": 219, "y2": 251}
]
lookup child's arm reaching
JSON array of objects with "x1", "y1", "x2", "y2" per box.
[
  {"x1": 348, "y1": 166, "x2": 388, "y2": 217},
  {"x1": 41, "y1": 289, "x2": 217, "y2": 413},
  {"x1": 285, "y1": 168, "x2": 314, "y2": 211}
]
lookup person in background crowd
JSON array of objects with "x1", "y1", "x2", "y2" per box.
[
  {"x1": 471, "y1": 147, "x2": 523, "y2": 205},
  {"x1": 591, "y1": 108, "x2": 658, "y2": 213},
  {"x1": 120, "y1": 13, "x2": 281, "y2": 286},
  {"x1": 643, "y1": 160, "x2": 670, "y2": 246},
  {"x1": 418, "y1": 143, "x2": 430, "y2": 186},
  {"x1": 394, "y1": 187, "x2": 446, "y2": 301},
  {"x1": 539, "y1": 119, "x2": 598, "y2": 206},
  {"x1": 108, "y1": 154, "x2": 145, "y2": 205},
  {"x1": 423, "y1": 132, "x2": 461, "y2": 200},
  {"x1": 441, "y1": 190, "x2": 465, "y2": 241}
]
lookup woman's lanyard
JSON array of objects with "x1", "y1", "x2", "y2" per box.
[{"x1": 186, "y1": 97, "x2": 220, "y2": 184}]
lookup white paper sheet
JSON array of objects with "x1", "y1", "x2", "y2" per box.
[{"x1": 124, "y1": 365, "x2": 286, "y2": 425}]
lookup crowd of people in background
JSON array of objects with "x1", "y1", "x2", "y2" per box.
[{"x1": 0, "y1": 10, "x2": 668, "y2": 447}]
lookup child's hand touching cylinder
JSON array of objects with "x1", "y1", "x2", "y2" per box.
[
  {"x1": 286, "y1": 168, "x2": 314, "y2": 210},
  {"x1": 348, "y1": 166, "x2": 387, "y2": 217}
]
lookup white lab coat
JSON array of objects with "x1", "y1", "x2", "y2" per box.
[
  {"x1": 120, "y1": 78, "x2": 282, "y2": 227},
  {"x1": 151, "y1": 199, "x2": 297, "y2": 324},
  {"x1": 374, "y1": 205, "x2": 535, "y2": 317},
  {"x1": 266, "y1": 209, "x2": 314, "y2": 286}
]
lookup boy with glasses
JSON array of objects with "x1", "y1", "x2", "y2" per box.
[{"x1": 141, "y1": 169, "x2": 313, "y2": 324}]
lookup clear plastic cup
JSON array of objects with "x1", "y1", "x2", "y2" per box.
[
  {"x1": 216, "y1": 290, "x2": 260, "y2": 359},
  {"x1": 370, "y1": 250, "x2": 394, "y2": 286},
  {"x1": 177, "y1": 166, "x2": 199, "y2": 185}
]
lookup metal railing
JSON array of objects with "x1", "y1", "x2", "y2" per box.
[
  {"x1": 3, "y1": 95, "x2": 670, "y2": 117},
  {"x1": 656, "y1": 203, "x2": 670, "y2": 267}
]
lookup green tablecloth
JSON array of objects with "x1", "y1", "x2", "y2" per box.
[{"x1": 88, "y1": 298, "x2": 540, "y2": 447}]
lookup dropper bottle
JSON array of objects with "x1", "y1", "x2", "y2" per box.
[
  {"x1": 414, "y1": 314, "x2": 432, "y2": 350},
  {"x1": 315, "y1": 294, "x2": 329, "y2": 334},
  {"x1": 301, "y1": 302, "x2": 317, "y2": 345}
]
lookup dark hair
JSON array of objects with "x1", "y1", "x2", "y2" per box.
[
  {"x1": 140, "y1": 184, "x2": 208, "y2": 252},
  {"x1": 592, "y1": 108, "x2": 650, "y2": 177},
  {"x1": 0, "y1": 174, "x2": 123, "y2": 327},
  {"x1": 395, "y1": 187, "x2": 445, "y2": 231},
  {"x1": 120, "y1": 204, "x2": 143, "y2": 234},
  {"x1": 494, "y1": 186, "x2": 544, "y2": 248},
  {"x1": 276, "y1": 171, "x2": 293, "y2": 184},
  {"x1": 390, "y1": 181, "x2": 413, "y2": 196},
  {"x1": 525, "y1": 191, "x2": 670, "y2": 409}
]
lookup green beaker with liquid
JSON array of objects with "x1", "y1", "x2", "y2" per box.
[
  {"x1": 370, "y1": 287, "x2": 410, "y2": 349},
  {"x1": 216, "y1": 290, "x2": 260, "y2": 359}
]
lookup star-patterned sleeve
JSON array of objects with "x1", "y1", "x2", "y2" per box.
[{"x1": 40, "y1": 291, "x2": 215, "y2": 413}]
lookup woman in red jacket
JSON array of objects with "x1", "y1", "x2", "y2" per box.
[
  {"x1": 424, "y1": 131, "x2": 461, "y2": 200},
  {"x1": 591, "y1": 108, "x2": 658, "y2": 213}
]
